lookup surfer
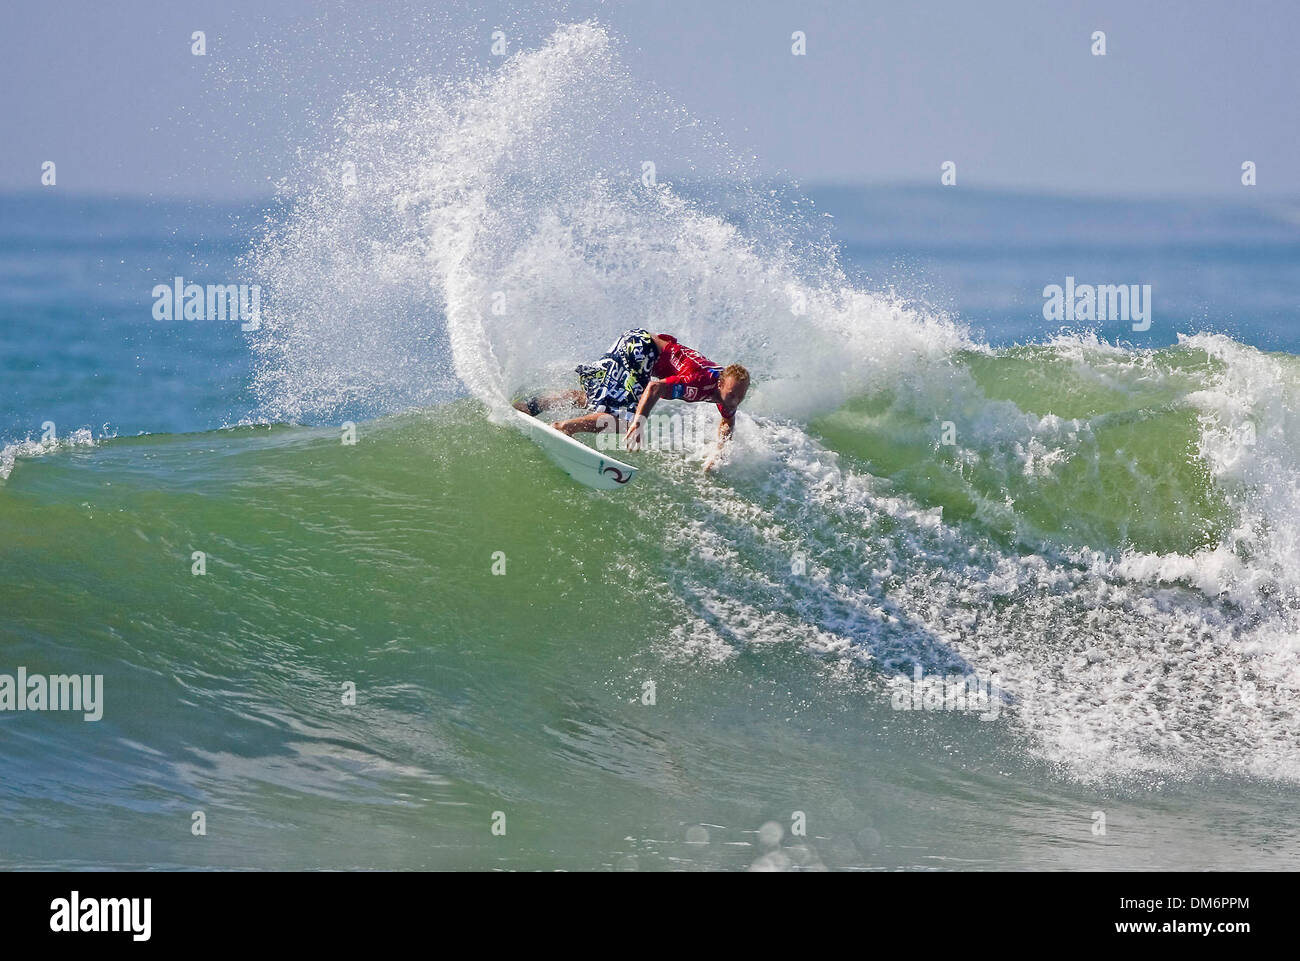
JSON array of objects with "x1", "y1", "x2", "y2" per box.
[{"x1": 514, "y1": 328, "x2": 750, "y2": 471}]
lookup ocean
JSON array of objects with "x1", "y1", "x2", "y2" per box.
[{"x1": 2, "y1": 22, "x2": 1298, "y2": 871}]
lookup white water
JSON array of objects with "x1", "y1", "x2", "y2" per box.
[{"x1": 247, "y1": 22, "x2": 1300, "y2": 783}]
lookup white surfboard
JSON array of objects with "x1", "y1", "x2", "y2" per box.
[{"x1": 510, "y1": 408, "x2": 637, "y2": 490}]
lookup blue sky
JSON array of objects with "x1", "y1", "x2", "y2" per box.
[{"x1": 3, "y1": 0, "x2": 1296, "y2": 197}]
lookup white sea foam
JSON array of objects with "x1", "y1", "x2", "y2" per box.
[
  {"x1": 0, "y1": 429, "x2": 97, "y2": 481},
  {"x1": 247, "y1": 22, "x2": 1300, "y2": 781}
]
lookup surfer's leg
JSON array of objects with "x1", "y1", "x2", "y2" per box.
[
  {"x1": 623, "y1": 331, "x2": 658, "y2": 381},
  {"x1": 552, "y1": 412, "x2": 615, "y2": 436},
  {"x1": 513, "y1": 390, "x2": 585, "y2": 415}
]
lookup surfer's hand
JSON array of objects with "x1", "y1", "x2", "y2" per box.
[{"x1": 624, "y1": 422, "x2": 642, "y2": 450}]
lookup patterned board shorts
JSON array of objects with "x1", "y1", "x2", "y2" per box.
[{"x1": 575, "y1": 329, "x2": 659, "y2": 415}]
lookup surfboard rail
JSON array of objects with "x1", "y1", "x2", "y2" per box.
[{"x1": 509, "y1": 408, "x2": 638, "y2": 490}]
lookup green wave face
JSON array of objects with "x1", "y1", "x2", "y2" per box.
[
  {"x1": 0, "y1": 407, "x2": 679, "y2": 868},
  {"x1": 4, "y1": 337, "x2": 1300, "y2": 871},
  {"x1": 0, "y1": 406, "x2": 657, "y2": 672},
  {"x1": 812, "y1": 344, "x2": 1236, "y2": 555}
]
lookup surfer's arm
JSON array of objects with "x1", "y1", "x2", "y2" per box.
[
  {"x1": 625, "y1": 379, "x2": 667, "y2": 449},
  {"x1": 704, "y1": 415, "x2": 734, "y2": 473}
]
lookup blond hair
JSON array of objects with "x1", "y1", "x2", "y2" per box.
[{"x1": 721, "y1": 363, "x2": 750, "y2": 387}]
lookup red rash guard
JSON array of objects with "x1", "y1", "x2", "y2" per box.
[{"x1": 653, "y1": 334, "x2": 736, "y2": 419}]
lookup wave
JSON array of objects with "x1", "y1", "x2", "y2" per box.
[
  {"x1": 0, "y1": 428, "x2": 98, "y2": 481},
  {"x1": 4, "y1": 359, "x2": 1298, "y2": 788}
]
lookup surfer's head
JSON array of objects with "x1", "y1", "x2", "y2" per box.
[{"x1": 719, "y1": 364, "x2": 750, "y2": 410}]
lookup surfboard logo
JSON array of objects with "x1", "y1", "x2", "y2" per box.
[{"x1": 599, "y1": 462, "x2": 632, "y2": 484}]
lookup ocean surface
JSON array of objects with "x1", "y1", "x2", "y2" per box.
[{"x1": 3, "y1": 23, "x2": 1299, "y2": 870}]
